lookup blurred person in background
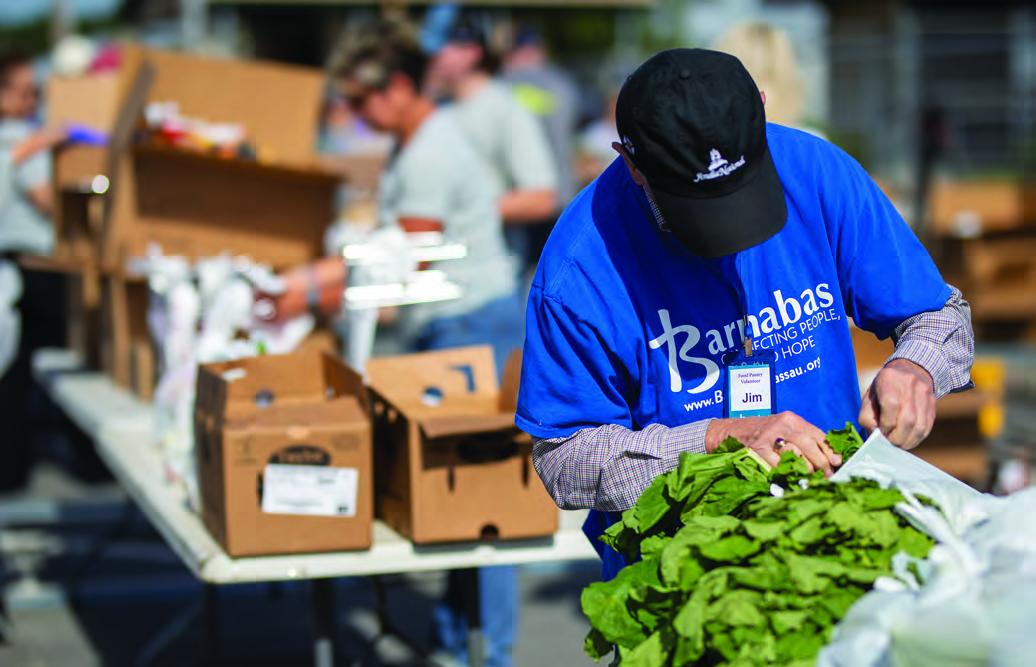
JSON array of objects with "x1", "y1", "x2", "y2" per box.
[
  {"x1": 0, "y1": 51, "x2": 55, "y2": 248},
  {"x1": 425, "y1": 20, "x2": 558, "y2": 282},
  {"x1": 0, "y1": 51, "x2": 70, "y2": 491},
  {"x1": 712, "y1": 22, "x2": 818, "y2": 135},
  {"x1": 502, "y1": 26, "x2": 579, "y2": 271},
  {"x1": 318, "y1": 92, "x2": 392, "y2": 158},
  {"x1": 576, "y1": 86, "x2": 620, "y2": 185},
  {"x1": 270, "y1": 20, "x2": 525, "y2": 666}
]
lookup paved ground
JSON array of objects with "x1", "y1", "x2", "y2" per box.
[{"x1": 1, "y1": 463, "x2": 600, "y2": 666}]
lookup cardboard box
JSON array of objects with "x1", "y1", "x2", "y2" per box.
[
  {"x1": 100, "y1": 46, "x2": 340, "y2": 272},
  {"x1": 46, "y1": 73, "x2": 121, "y2": 192},
  {"x1": 87, "y1": 46, "x2": 345, "y2": 390},
  {"x1": 195, "y1": 350, "x2": 373, "y2": 557},
  {"x1": 928, "y1": 178, "x2": 1035, "y2": 237},
  {"x1": 365, "y1": 346, "x2": 557, "y2": 544},
  {"x1": 46, "y1": 73, "x2": 122, "y2": 263}
]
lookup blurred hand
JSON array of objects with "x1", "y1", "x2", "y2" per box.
[
  {"x1": 859, "y1": 358, "x2": 935, "y2": 450},
  {"x1": 255, "y1": 257, "x2": 347, "y2": 322},
  {"x1": 11, "y1": 127, "x2": 68, "y2": 164},
  {"x1": 706, "y1": 411, "x2": 842, "y2": 476}
]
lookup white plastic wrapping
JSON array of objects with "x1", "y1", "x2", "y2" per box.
[
  {"x1": 140, "y1": 248, "x2": 315, "y2": 508},
  {"x1": 818, "y1": 432, "x2": 1036, "y2": 667}
]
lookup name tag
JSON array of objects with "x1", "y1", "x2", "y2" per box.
[{"x1": 722, "y1": 346, "x2": 777, "y2": 419}]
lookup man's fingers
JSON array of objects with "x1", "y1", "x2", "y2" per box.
[
  {"x1": 802, "y1": 423, "x2": 842, "y2": 468},
  {"x1": 858, "y1": 388, "x2": 879, "y2": 432},
  {"x1": 754, "y1": 444, "x2": 782, "y2": 468},
  {"x1": 905, "y1": 389, "x2": 937, "y2": 450},
  {"x1": 797, "y1": 438, "x2": 834, "y2": 476},
  {"x1": 819, "y1": 439, "x2": 843, "y2": 468},
  {"x1": 779, "y1": 442, "x2": 814, "y2": 472},
  {"x1": 885, "y1": 408, "x2": 916, "y2": 449},
  {"x1": 876, "y1": 386, "x2": 903, "y2": 436}
]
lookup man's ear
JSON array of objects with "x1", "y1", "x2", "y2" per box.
[
  {"x1": 612, "y1": 141, "x2": 647, "y2": 187},
  {"x1": 760, "y1": 89, "x2": 767, "y2": 106}
]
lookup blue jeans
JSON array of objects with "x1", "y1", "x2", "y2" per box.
[{"x1": 415, "y1": 293, "x2": 524, "y2": 667}]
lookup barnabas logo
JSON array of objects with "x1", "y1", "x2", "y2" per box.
[
  {"x1": 648, "y1": 310, "x2": 720, "y2": 395},
  {"x1": 650, "y1": 282, "x2": 835, "y2": 394},
  {"x1": 269, "y1": 445, "x2": 330, "y2": 466}
]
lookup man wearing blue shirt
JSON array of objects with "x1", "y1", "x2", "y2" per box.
[{"x1": 516, "y1": 49, "x2": 974, "y2": 580}]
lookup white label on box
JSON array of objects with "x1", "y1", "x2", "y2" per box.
[{"x1": 261, "y1": 464, "x2": 359, "y2": 517}]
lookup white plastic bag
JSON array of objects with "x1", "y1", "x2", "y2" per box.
[
  {"x1": 139, "y1": 249, "x2": 317, "y2": 508},
  {"x1": 818, "y1": 488, "x2": 1036, "y2": 667}
]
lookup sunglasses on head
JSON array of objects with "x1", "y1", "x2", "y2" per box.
[{"x1": 342, "y1": 61, "x2": 390, "y2": 110}]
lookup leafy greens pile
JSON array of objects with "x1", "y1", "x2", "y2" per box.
[{"x1": 581, "y1": 424, "x2": 935, "y2": 667}]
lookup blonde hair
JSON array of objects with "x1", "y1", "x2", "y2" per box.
[{"x1": 712, "y1": 22, "x2": 804, "y2": 127}]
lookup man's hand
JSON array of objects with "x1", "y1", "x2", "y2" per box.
[
  {"x1": 255, "y1": 257, "x2": 347, "y2": 322},
  {"x1": 859, "y1": 358, "x2": 936, "y2": 450},
  {"x1": 705, "y1": 411, "x2": 842, "y2": 476}
]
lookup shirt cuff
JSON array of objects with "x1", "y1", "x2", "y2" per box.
[{"x1": 885, "y1": 339, "x2": 953, "y2": 398}]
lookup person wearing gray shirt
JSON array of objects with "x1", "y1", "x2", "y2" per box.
[
  {"x1": 376, "y1": 108, "x2": 517, "y2": 345},
  {"x1": 244, "y1": 21, "x2": 532, "y2": 667},
  {"x1": 426, "y1": 22, "x2": 559, "y2": 279},
  {"x1": 330, "y1": 21, "x2": 525, "y2": 667}
]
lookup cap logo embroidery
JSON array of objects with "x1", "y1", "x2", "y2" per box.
[
  {"x1": 622, "y1": 135, "x2": 636, "y2": 155},
  {"x1": 694, "y1": 148, "x2": 746, "y2": 182}
]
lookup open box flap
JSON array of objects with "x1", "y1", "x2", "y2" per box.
[
  {"x1": 365, "y1": 346, "x2": 499, "y2": 412},
  {"x1": 200, "y1": 350, "x2": 368, "y2": 408},
  {"x1": 498, "y1": 348, "x2": 522, "y2": 413},
  {"x1": 418, "y1": 413, "x2": 519, "y2": 440},
  {"x1": 322, "y1": 352, "x2": 370, "y2": 414}
]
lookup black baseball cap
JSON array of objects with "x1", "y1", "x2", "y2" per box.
[{"x1": 616, "y1": 48, "x2": 787, "y2": 258}]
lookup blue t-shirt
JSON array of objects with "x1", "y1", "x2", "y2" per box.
[{"x1": 517, "y1": 125, "x2": 950, "y2": 574}]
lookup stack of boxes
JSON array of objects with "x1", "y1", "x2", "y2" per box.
[
  {"x1": 928, "y1": 177, "x2": 1036, "y2": 340},
  {"x1": 195, "y1": 346, "x2": 559, "y2": 556},
  {"x1": 42, "y1": 46, "x2": 351, "y2": 398}
]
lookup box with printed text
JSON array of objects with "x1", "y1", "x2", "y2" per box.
[{"x1": 194, "y1": 350, "x2": 372, "y2": 557}]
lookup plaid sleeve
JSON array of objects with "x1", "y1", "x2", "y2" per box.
[
  {"x1": 887, "y1": 284, "x2": 975, "y2": 398},
  {"x1": 530, "y1": 419, "x2": 712, "y2": 513}
]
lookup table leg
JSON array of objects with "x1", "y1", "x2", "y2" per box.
[
  {"x1": 134, "y1": 599, "x2": 200, "y2": 667},
  {"x1": 461, "y1": 568, "x2": 484, "y2": 667},
  {"x1": 312, "y1": 578, "x2": 337, "y2": 667},
  {"x1": 201, "y1": 584, "x2": 220, "y2": 664}
]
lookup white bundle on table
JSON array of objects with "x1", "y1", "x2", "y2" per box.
[
  {"x1": 819, "y1": 436, "x2": 1036, "y2": 667},
  {"x1": 135, "y1": 247, "x2": 315, "y2": 508}
]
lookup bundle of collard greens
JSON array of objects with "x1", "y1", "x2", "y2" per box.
[{"x1": 581, "y1": 425, "x2": 935, "y2": 667}]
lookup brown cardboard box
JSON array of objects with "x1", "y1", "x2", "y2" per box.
[
  {"x1": 365, "y1": 346, "x2": 557, "y2": 544},
  {"x1": 100, "y1": 46, "x2": 340, "y2": 272},
  {"x1": 195, "y1": 350, "x2": 373, "y2": 557},
  {"x1": 90, "y1": 46, "x2": 345, "y2": 391},
  {"x1": 47, "y1": 73, "x2": 121, "y2": 182},
  {"x1": 929, "y1": 178, "x2": 1033, "y2": 237}
]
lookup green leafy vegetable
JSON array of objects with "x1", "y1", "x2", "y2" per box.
[{"x1": 581, "y1": 424, "x2": 933, "y2": 666}]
